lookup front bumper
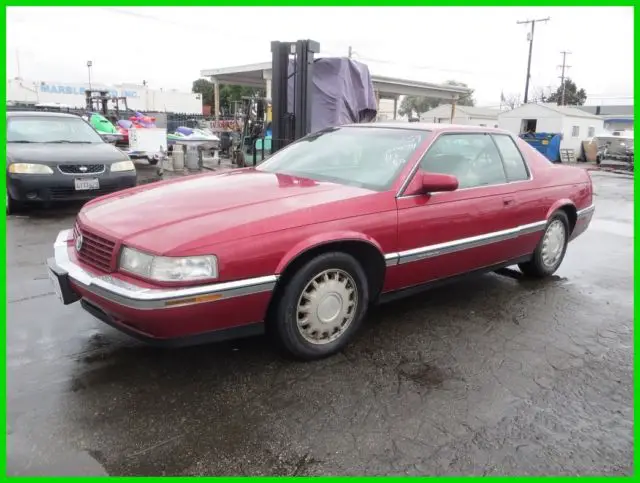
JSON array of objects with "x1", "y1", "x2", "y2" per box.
[
  {"x1": 7, "y1": 171, "x2": 137, "y2": 202},
  {"x1": 48, "y1": 229, "x2": 276, "y2": 344}
]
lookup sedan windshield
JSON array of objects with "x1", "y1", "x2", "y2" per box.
[
  {"x1": 257, "y1": 126, "x2": 428, "y2": 191},
  {"x1": 7, "y1": 116, "x2": 104, "y2": 144}
]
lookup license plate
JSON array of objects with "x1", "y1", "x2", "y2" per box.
[
  {"x1": 48, "y1": 269, "x2": 63, "y2": 302},
  {"x1": 74, "y1": 178, "x2": 100, "y2": 191}
]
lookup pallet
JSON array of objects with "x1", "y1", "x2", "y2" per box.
[{"x1": 560, "y1": 148, "x2": 576, "y2": 164}]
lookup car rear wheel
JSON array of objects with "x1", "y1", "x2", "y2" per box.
[
  {"x1": 273, "y1": 252, "x2": 369, "y2": 360},
  {"x1": 518, "y1": 211, "x2": 570, "y2": 278}
]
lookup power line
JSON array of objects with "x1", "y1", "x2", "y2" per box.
[
  {"x1": 517, "y1": 17, "x2": 550, "y2": 103},
  {"x1": 558, "y1": 51, "x2": 571, "y2": 105},
  {"x1": 353, "y1": 54, "x2": 479, "y2": 76}
]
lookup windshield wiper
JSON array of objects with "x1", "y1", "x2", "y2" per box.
[{"x1": 8, "y1": 140, "x2": 36, "y2": 143}]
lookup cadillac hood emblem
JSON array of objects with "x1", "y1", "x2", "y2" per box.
[{"x1": 75, "y1": 233, "x2": 84, "y2": 252}]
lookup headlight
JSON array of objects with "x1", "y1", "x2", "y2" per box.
[
  {"x1": 8, "y1": 163, "x2": 54, "y2": 174},
  {"x1": 120, "y1": 247, "x2": 218, "y2": 282},
  {"x1": 110, "y1": 160, "x2": 136, "y2": 172}
]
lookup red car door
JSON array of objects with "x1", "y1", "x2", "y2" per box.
[{"x1": 389, "y1": 132, "x2": 523, "y2": 291}]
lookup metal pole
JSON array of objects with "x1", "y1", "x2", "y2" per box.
[
  {"x1": 558, "y1": 51, "x2": 571, "y2": 106},
  {"x1": 213, "y1": 78, "x2": 220, "y2": 123},
  {"x1": 517, "y1": 17, "x2": 550, "y2": 104},
  {"x1": 87, "y1": 60, "x2": 93, "y2": 90},
  {"x1": 523, "y1": 22, "x2": 535, "y2": 104},
  {"x1": 450, "y1": 97, "x2": 457, "y2": 123}
]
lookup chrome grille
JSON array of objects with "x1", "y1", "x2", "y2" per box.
[
  {"x1": 59, "y1": 164, "x2": 105, "y2": 175},
  {"x1": 74, "y1": 224, "x2": 116, "y2": 272}
]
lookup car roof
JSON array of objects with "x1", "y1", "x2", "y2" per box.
[
  {"x1": 342, "y1": 121, "x2": 510, "y2": 135},
  {"x1": 6, "y1": 110, "x2": 81, "y2": 119}
]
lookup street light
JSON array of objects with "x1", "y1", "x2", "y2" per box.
[{"x1": 86, "y1": 60, "x2": 93, "y2": 90}]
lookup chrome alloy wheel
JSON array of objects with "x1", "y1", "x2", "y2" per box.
[
  {"x1": 541, "y1": 219, "x2": 567, "y2": 268},
  {"x1": 296, "y1": 269, "x2": 358, "y2": 345}
]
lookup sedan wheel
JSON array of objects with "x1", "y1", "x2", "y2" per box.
[
  {"x1": 296, "y1": 269, "x2": 358, "y2": 345},
  {"x1": 518, "y1": 211, "x2": 570, "y2": 278},
  {"x1": 273, "y1": 252, "x2": 369, "y2": 360},
  {"x1": 540, "y1": 220, "x2": 566, "y2": 269}
]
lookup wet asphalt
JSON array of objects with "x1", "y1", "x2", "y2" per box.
[{"x1": 6, "y1": 170, "x2": 634, "y2": 476}]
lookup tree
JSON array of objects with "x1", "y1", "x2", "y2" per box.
[
  {"x1": 192, "y1": 78, "x2": 214, "y2": 107},
  {"x1": 398, "y1": 95, "x2": 438, "y2": 118},
  {"x1": 397, "y1": 79, "x2": 475, "y2": 119},
  {"x1": 443, "y1": 80, "x2": 475, "y2": 107},
  {"x1": 530, "y1": 86, "x2": 550, "y2": 104},
  {"x1": 192, "y1": 79, "x2": 265, "y2": 116},
  {"x1": 500, "y1": 92, "x2": 521, "y2": 110},
  {"x1": 546, "y1": 78, "x2": 587, "y2": 106}
]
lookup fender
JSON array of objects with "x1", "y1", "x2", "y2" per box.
[
  {"x1": 275, "y1": 231, "x2": 386, "y2": 274},
  {"x1": 545, "y1": 198, "x2": 576, "y2": 221}
]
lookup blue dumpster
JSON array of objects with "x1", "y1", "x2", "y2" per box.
[{"x1": 519, "y1": 132, "x2": 563, "y2": 163}]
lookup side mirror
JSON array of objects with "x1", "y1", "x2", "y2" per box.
[
  {"x1": 100, "y1": 133, "x2": 122, "y2": 144},
  {"x1": 421, "y1": 172, "x2": 459, "y2": 193}
]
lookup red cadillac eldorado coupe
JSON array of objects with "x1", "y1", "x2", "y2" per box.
[{"x1": 48, "y1": 123, "x2": 595, "y2": 360}]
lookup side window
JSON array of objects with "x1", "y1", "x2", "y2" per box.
[
  {"x1": 419, "y1": 133, "x2": 507, "y2": 189},
  {"x1": 492, "y1": 134, "x2": 530, "y2": 182},
  {"x1": 572, "y1": 126, "x2": 580, "y2": 137},
  {"x1": 588, "y1": 126, "x2": 595, "y2": 137}
]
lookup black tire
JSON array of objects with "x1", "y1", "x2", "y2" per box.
[
  {"x1": 518, "y1": 211, "x2": 570, "y2": 278},
  {"x1": 272, "y1": 252, "x2": 370, "y2": 361}
]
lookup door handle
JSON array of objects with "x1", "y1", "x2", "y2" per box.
[{"x1": 503, "y1": 196, "x2": 515, "y2": 206}]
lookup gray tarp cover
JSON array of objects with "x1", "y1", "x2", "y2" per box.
[{"x1": 288, "y1": 57, "x2": 378, "y2": 133}]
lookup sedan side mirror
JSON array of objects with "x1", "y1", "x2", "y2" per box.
[
  {"x1": 100, "y1": 133, "x2": 122, "y2": 144},
  {"x1": 421, "y1": 172, "x2": 459, "y2": 193}
]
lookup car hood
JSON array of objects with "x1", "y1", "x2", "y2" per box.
[
  {"x1": 79, "y1": 169, "x2": 384, "y2": 254},
  {"x1": 7, "y1": 143, "x2": 128, "y2": 164}
]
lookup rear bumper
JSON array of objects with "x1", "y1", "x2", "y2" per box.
[
  {"x1": 570, "y1": 203, "x2": 595, "y2": 241},
  {"x1": 48, "y1": 229, "x2": 276, "y2": 343},
  {"x1": 7, "y1": 171, "x2": 137, "y2": 202}
]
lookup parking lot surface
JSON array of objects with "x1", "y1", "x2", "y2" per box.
[{"x1": 6, "y1": 171, "x2": 633, "y2": 476}]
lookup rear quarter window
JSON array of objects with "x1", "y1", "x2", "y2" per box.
[{"x1": 492, "y1": 134, "x2": 530, "y2": 181}]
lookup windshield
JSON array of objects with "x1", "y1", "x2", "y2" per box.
[
  {"x1": 257, "y1": 126, "x2": 428, "y2": 191},
  {"x1": 7, "y1": 116, "x2": 104, "y2": 144}
]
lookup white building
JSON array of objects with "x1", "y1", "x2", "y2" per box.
[
  {"x1": 6, "y1": 78, "x2": 203, "y2": 114},
  {"x1": 498, "y1": 103, "x2": 604, "y2": 152},
  {"x1": 419, "y1": 104, "x2": 500, "y2": 127}
]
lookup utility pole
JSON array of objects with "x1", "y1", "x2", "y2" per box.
[
  {"x1": 348, "y1": 46, "x2": 353, "y2": 58},
  {"x1": 517, "y1": 17, "x2": 550, "y2": 103},
  {"x1": 558, "y1": 51, "x2": 572, "y2": 105}
]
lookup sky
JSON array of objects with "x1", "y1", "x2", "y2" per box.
[{"x1": 6, "y1": 6, "x2": 634, "y2": 107}]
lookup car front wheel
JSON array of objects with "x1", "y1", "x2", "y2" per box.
[
  {"x1": 518, "y1": 211, "x2": 570, "y2": 278},
  {"x1": 273, "y1": 252, "x2": 369, "y2": 360}
]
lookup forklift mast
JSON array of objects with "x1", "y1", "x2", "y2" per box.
[
  {"x1": 85, "y1": 90, "x2": 110, "y2": 115},
  {"x1": 85, "y1": 90, "x2": 129, "y2": 119},
  {"x1": 270, "y1": 39, "x2": 320, "y2": 153}
]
